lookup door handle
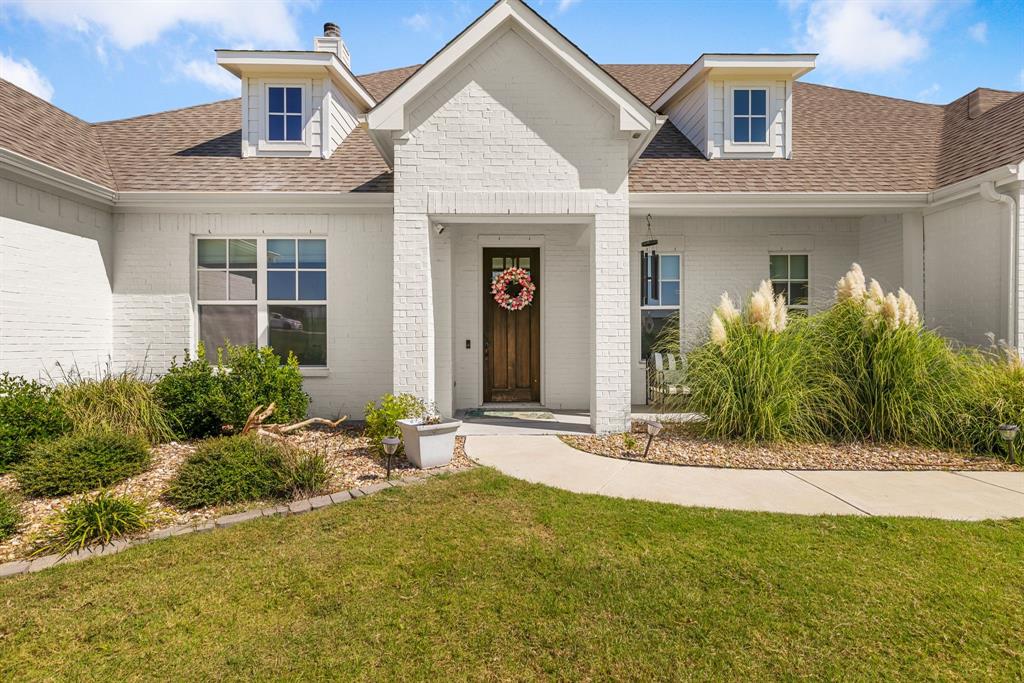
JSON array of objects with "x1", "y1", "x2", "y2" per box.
[{"x1": 483, "y1": 340, "x2": 489, "y2": 358}]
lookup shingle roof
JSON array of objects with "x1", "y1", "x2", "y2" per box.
[
  {"x1": 1, "y1": 66, "x2": 1021, "y2": 196},
  {"x1": 0, "y1": 79, "x2": 115, "y2": 189}
]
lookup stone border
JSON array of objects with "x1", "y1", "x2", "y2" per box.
[{"x1": 0, "y1": 468, "x2": 455, "y2": 580}]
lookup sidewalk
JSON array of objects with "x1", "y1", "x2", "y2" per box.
[{"x1": 463, "y1": 435, "x2": 1024, "y2": 520}]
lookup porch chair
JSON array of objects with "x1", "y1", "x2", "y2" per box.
[{"x1": 645, "y1": 351, "x2": 689, "y2": 407}]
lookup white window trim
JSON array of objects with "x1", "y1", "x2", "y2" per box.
[
  {"x1": 258, "y1": 79, "x2": 313, "y2": 153},
  {"x1": 193, "y1": 236, "x2": 329, "y2": 370},
  {"x1": 724, "y1": 84, "x2": 773, "y2": 154},
  {"x1": 771, "y1": 253, "x2": 810, "y2": 312},
  {"x1": 639, "y1": 251, "x2": 683, "y2": 362}
]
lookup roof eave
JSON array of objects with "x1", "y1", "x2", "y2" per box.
[
  {"x1": 215, "y1": 50, "x2": 376, "y2": 110},
  {"x1": 652, "y1": 53, "x2": 817, "y2": 111}
]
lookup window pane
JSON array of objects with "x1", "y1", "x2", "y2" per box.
[
  {"x1": 751, "y1": 89, "x2": 766, "y2": 115},
  {"x1": 791, "y1": 281, "x2": 809, "y2": 306},
  {"x1": 268, "y1": 271, "x2": 296, "y2": 300},
  {"x1": 641, "y1": 309, "x2": 677, "y2": 359},
  {"x1": 491, "y1": 257, "x2": 503, "y2": 269},
  {"x1": 228, "y1": 270, "x2": 257, "y2": 300},
  {"x1": 198, "y1": 239, "x2": 226, "y2": 269},
  {"x1": 733, "y1": 89, "x2": 749, "y2": 115},
  {"x1": 734, "y1": 117, "x2": 749, "y2": 143},
  {"x1": 267, "y1": 239, "x2": 296, "y2": 269},
  {"x1": 268, "y1": 87, "x2": 284, "y2": 113},
  {"x1": 286, "y1": 87, "x2": 301, "y2": 113},
  {"x1": 298, "y1": 239, "x2": 326, "y2": 269},
  {"x1": 519, "y1": 257, "x2": 530, "y2": 269},
  {"x1": 661, "y1": 254, "x2": 680, "y2": 280},
  {"x1": 269, "y1": 305, "x2": 327, "y2": 366},
  {"x1": 200, "y1": 305, "x2": 257, "y2": 351},
  {"x1": 298, "y1": 271, "x2": 326, "y2": 300},
  {"x1": 198, "y1": 270, "x2": 226, "y2": 300},
  {"x1": 661, "y1": 280, "x2": 680, "y2": 306},
  {"x1": 770, "y1": 254, "x2": 789, "y2": 280},
  {"x1": 269, "y1": 114, "x2": 284, "y2": 141},
  {"x1": 750, "y1": 116, "x2": 767, "y2": 143},
  {"x1": 229, "y1": 239, "x2": 257, "y2": 269},
  {"x1": 790, "y1": 255, "x2": 808, "y2": 279},
  {"x1": 286, "y1": 114, "x2": 302, "y2": 141},
  {"x1": 773, "y1": 281, "x2": 788, "y2": 302}
]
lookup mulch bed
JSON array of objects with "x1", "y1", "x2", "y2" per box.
[
  {"x1": 561, "y1": 422, "x2": 1023, "y2": 472},
  {"x1": 0, "y1": 427, "x2": 473, "y2": 562}
]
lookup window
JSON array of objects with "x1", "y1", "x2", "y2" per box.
[
  {"x1": 770, "y1": 254, "x2": 809, "y2": 312},
  {"x1": 733, "y1": 88, "x2": 768, "y2": 144},
  {"x1": 196, "y1": 237, "x2": 327, "y2": 366},
  {"x1": 640, "y1": 253, "x2": 681, "y2": 360},
  {"x1": 268, "y1": 86, "x2": 303, "y2": 142}
]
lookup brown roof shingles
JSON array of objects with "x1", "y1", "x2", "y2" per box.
[
  {"x1": 0, "y1": 79, "x2": 115, "y2": 189},
  {"x1": 2, "y1": 66, "x2": 1021, "y2": 196}
]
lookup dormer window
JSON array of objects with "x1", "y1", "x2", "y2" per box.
[
  {"x1": 732, "y1": 88, "x2": 768, "y2": 143},
  {"x1": 268, "y1": 86, "x2": 303, "y2": 142}
]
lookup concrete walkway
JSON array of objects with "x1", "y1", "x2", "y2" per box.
[{"x1": 463, "y1": 436, "x2": 1024, "y2": 520}]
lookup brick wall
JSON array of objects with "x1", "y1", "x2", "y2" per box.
[{"x1": 0, "y1": 178, "x2": 113, "y2": 380}]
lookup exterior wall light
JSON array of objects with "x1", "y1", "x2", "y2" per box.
[
  {"x1": 643, "y1": 420, "x2": 663, "y2": 458},
  {"x1": 382, "y1": 437, "x2": 400, "y2": 479}
]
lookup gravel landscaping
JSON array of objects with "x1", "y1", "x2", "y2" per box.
[
  {"x1": 0, "y1": 427, "x2": 472, "y2": 561},
  {"x1": 561, "y1": 421, "x2": 1023, "y2": 472}
]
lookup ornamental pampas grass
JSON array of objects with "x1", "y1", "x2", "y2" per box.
[
  {"x1": 835, "y1": 263, "x2": 867, "y2": 302},
  {"x1": 716, "y1": 292, "x2": 741, "y2": 323},
  {"x1": 709, "y1": 312, "x2": 728, "y2": 347},
  {"x1": 897, "y1": 288, "x2": 920, "y2": 327}
]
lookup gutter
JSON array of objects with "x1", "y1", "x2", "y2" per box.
[{"x1": 979, "y1": 166, "x2": 1022, "y2": 348}]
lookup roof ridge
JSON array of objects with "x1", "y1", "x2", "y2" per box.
[
  {"x1": 0, "y1": 78, "x2": 94, "y2": 126},
  {"x1": 92, "y1": 97, "x2": 241, "y2": 126}
]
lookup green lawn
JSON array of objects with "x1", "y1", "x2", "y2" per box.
[{"x1": 1, "y1": 468, "x2": 1022, "y2": 680}]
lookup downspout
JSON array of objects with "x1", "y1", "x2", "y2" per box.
[{"x1": 979, "y1": 177, "x2": 1020, "y2": 348}]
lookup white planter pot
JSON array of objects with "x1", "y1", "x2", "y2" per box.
[{"x1": 397, "y1": 418, "x2": 462, "y2": 469}]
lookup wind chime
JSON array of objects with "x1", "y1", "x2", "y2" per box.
[{"x1": 640, "y1": 213, "x2": 659, "y2": 306}]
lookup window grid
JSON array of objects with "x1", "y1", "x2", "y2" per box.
[
  {"x1": 732, "y1": 88, "x2": 768, "y2": 144},
  {"x1": 640, "y1": 253, "x2": 681, "y2": 361},
  {"x1": 268, "y1": 86, "x2": 303, "y2": 142},
  {"x1": 770, "y1": 254, "x2": 809, "y2": 312}
]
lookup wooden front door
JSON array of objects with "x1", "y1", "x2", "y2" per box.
[{"x1": 483, "y1": 248, "x2": 540, "y2": 403}]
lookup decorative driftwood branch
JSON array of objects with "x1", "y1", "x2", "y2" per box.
[{"x1": 240, "y1": 402, "x2": 347, "y2": 438}]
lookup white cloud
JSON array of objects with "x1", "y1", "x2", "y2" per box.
[
  {"x1": 9, "y1": 0, "x2": 301, "y2": 51},
  {"x1": 179, "y1": 59, "x2": 238, "y2": 95},
  {"x1": 967, "y1": 21, "x2": 987, "y2": 43},
  {"x1": 793, "y1": 0, "x2": 933, "y2": 72},
  {"x1": 916, "y1": 83, "x2": 941, "y2": 102},
  {"x1": 0, "y1": 53, "x2": 55, "y2": 101},
  {"x1": 558, "y1": 0, "x2": 582, "y2": 12},
  {"x1": 402, "y1": 12, "x2": 433, "y2": 32}
]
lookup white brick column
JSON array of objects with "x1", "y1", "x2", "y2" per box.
[
  {"x1": 392, "y1": 210, "x2": 435, "y2": 403},
  {"x1": 590, "y1": 197, "x2": 632, "y2": 433}
]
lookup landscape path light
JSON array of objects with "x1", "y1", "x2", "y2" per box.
[
  {"x1": 643, "y1": 420, "x2": 663, "y2": 458},
  {"x1": 997, "y1": 424, "x2": 1019, "y2": 464},
  {"x1": 382, "y1": 437, "x2": 400, "y2": 480}
]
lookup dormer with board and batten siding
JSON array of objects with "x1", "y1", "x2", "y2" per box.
[{"x1": 216, "y1": 22, "x2": 375, "y2": 159}]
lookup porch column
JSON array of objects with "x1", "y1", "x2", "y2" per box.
[
  {"x1": 590, "y1": 200, "x2": 632, "y2": 433},
  {"x1": 393, "y1": 211, "x2": 435, "y2": 404},
  {"x1": 901, "y1": 212, "x2": 925, "y2": 313}
]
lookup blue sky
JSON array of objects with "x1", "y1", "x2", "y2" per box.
[{"x1": 1, "y1": 0, "x2": 1021, "y2": 122}]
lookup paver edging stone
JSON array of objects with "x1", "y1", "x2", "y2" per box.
[{"x1": 0, "y1": 467, "x2": 456, "y2": 579}]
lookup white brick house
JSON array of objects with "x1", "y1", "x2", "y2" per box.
[{"x1": 1, "y1": 0, "x2": 1022, "y2": 433}]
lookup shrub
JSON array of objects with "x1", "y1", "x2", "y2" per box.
[
  {"x1": 0, "y1": 373, "x2": 68, "y2": 471},
  {"x1": 686, "y1": 285, "x2": 837, "y2": 442},
  {"x1": 153, "y1": 346, "x2": 223, "y2": 439},
  {"x1": 53, "y1": 366, "x2": 173, "y2": 444},
  {"x1": 164, "y1": 435, "x2": 316, "y2": 509},
  {"x1": 364, "y1": 393, "x2": 424, "y2": 453},
  {"x1": 44, "y1": 492, "x2": 148, "y2": 556},
  {"x1": 15, "y1": 429, "x2": 151, "y2": 498},
  {"x1": 281, "y1": 448, "x2": 329, "y2": 499},
  {"x1": 0, "y1": 492, "x2": 21, "y2": 541},
  {"x1": 959, "y1": 341, "x2": 1024, "y2": 457},
  {"x1": 213, "y1": 344, "x2": 309, "y2": 431}
]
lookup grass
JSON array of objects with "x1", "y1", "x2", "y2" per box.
[
  {"x1": 0, "y1": 468, "x2": 1021, "y2": 680},
  {"x1": 53, "y1": 366, "x2": 173, "y2": 444}
]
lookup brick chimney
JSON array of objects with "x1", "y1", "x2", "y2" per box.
[{"x1": 314, "y1": 21, "x2": 351, "y2": 69}]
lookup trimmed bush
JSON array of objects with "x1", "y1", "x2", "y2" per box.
[
  {"x1": 364, "y1": 393, "x2": 424, "y2": 453},
  {"x1": 213, "y1": 344, "x2": 309, "y2": 432},
  {"x1": 154, "y1": 347, "x2": 223, "y2": 439},
  {"x1": 53, "y1": 367, "x2": 173, "y2": 444},
  {"x1": 0, "y1": 373, "x2": 68, "y2": 471},
  {"x1": 0, "y1": 492, "x2": 21, "y2": 541},
  {"x1": 164, "y1": 435, "x2": 321, "y2": 509},
  {"x1": 44, "y1": 492, "x2": 148, "y2": 556},
  {"x1": 15, "y1": 429, "x2": 152, "y2": 498}
]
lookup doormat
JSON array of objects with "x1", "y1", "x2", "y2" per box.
[{"x1": 464, "y1": 409, "x2": 556, "y2": 421}]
